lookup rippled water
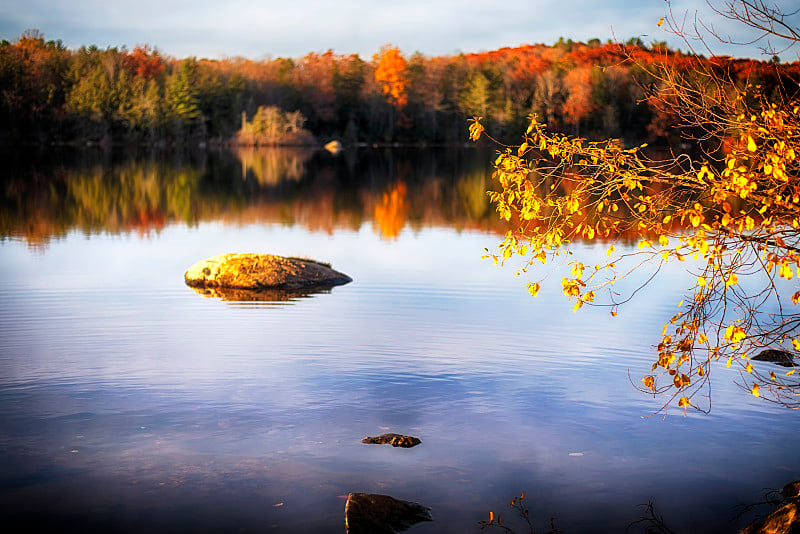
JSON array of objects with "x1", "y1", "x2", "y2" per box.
[{"x1": 1, "y1": 149, "x2": 799, "y2": 533}]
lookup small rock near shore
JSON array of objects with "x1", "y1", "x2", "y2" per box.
[{"x1": 361, "y1": 433, "x2": 421, "y2": 448}]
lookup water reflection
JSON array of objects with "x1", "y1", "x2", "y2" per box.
[
  {"x1": 0, "y1": 146, "x2": 505, "y2": 246},
  {"x1": 235, "y1": 146, "x2": 310, "y2": 185},
  {"x1": 188, "y1": 284, "x2": 337, "y2": 305},
  {"x1": 373, "y1": 181, "x2": 408, "y2": 240},
  {"x1": 2, "y1": 148, "x2": 799, "y2": 533}
]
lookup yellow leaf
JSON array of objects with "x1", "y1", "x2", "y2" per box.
[
  {"x1": 657, "y1": 17, "x2": 665, "y2": 27},
  {"x1": 747, "y1": 136, "x2": 757, "y2": 152},
  {"x1": 793, "y1": 339, "x2": 800, "y2": 351},
  {"x1": 788, "y1": 370, "x2": 796, "y2": 376},
  {"x1": 573, "y1": 300, "x2": 583, "y2": 312},
  {"x1": 606, "y1": 245, "x2": 615, "y2": 257},
  {"x1": 746, "y1": 362, "x2": 753, "y2": 373},
  {"x1": 726, "y1": 356, "x2": 732, "y2": 368},
  {"x1": 662, "y1": 215, "x2": 672, "y2": 224},
  {"x1": 468, "y1": 117, "x2": 484, "y2": 141},
  {"x1": 678, "y1": 396, "x2": 690, "y2": 415},
  {"x1": 751, "y1": 383, "x2": 760, "y2": 397},
  {"x1": 527, "y1": 282, "x2": 540, "y2": 297},
  {"x1": 697, "y1": 276, "x2": 706, "y2": 287},
  {"x1": 725, "y1": 273, "x2": 738, "y2": 289}
]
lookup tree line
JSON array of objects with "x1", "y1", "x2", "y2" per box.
[{"x1": 2, "y1": 29, "x2": 798, "y2": 147}]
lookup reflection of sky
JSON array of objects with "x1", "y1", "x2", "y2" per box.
[{"x1": 1, "y1": 223, "x2": 799, "y2": 532}]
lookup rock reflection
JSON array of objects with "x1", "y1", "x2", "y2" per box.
[{"x1": 188, "y1": 284, "x2": 334, "y2": 304}]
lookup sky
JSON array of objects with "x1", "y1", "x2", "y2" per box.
[{"x1": 1, "y1": 0, "x2": 797, "y2": 60}]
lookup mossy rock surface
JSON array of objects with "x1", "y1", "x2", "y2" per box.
[{"x1": 185, "y1": 253, "x2": 352, "y2": 290}]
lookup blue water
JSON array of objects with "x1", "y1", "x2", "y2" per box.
[{"x1": 0, "y1": 151, "x2": 799, "y2": 533}]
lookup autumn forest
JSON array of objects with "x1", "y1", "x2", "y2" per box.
[{"x1": 3, "y1": 29, "x2": 799, "y2": 148}]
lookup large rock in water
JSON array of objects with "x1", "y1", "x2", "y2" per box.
[
  {"x1": 184, "y1": 254, "x2": 352, "y2": 290},
  {"x1": 345, "y1": 493, "x2": 432, "y2": 534}
]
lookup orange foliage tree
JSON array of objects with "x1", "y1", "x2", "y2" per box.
[
  {"x1": 374, "y1": 45, "x2": 409, "y2": 108},
  {"x1": 470, "y1": 0, "x2": 800, "y2": 414}
]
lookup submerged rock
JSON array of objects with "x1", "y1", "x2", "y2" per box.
[
  {"x1": 740, "y1": 501, "x2": 800, "y2": 534},
  {"x1": 345, "y1": 493, "x2": 432, "y2": 534},
  {"x1": 740, "y1": 479, "x2": 800, "y2": 534},
  {"x1": 184, "y1": 254, "x2": 352, "y2": 290},
  {"x1": 361, "y1": 433, "x2": 421, "y2": 448},
  {"x1": 782, "y1": 481, "x2": 800, "y2": 501},
  {"x1": 752, "y1": 349, "x2": 797, "y2": 368}
]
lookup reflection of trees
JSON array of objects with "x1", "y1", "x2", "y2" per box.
[
  {"x1": 0, "y1": 147, "x2": 511, "y2": 247},
  {"x1": 373, "y1": 181, "x2": 408, "y2": 240},
  {"x1": 235, "y1": 146, "x2": 311, "y2": 185}
]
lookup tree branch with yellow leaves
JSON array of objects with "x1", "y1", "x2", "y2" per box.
[{"x1": 471, "y1": 1, "x2": 799, "y2": 414}]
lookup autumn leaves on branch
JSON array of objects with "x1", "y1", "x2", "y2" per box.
[{"x1": 472, "y1": 1, "x2": 800, "y2": 414}]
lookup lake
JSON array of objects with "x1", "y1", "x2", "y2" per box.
[{"x1": 0, "y1": 146, "x2": 798, "y2": 533}]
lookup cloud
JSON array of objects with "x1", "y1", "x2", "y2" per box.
[{"x1": 0, "y1": 0, "x2": 786, "y2": 59}]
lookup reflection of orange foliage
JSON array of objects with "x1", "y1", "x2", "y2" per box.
[
  {"x1": 373, "y1": 182, "x2": 408, "y2": 240},
  {"x1": 126, "y1": 208, "x2": 166, "y2": 238}
]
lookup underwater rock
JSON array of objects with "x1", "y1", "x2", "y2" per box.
[
  {"x1": 361, "y1": 433, "x2": 421, "y2": 448},
  {"x1": 184, "y1": 253, "x2": 351, "y2": 290},
  {"x1": 752, "y1": 349, "x2": 797, "y2": 367},
  {"x1": 345, "y1": 493, "x2": 432, "y2": 534},
  {"x1": 740, "y1": 479, "x2": 800, "y2": 534}
]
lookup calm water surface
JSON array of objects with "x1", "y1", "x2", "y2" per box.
[{"x1": 0, "y1": 148, "x2": 798, "y2": 533}]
